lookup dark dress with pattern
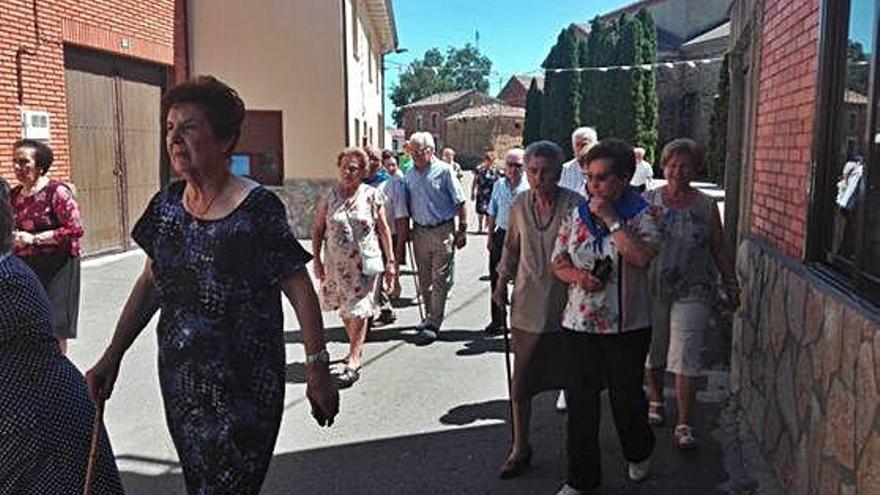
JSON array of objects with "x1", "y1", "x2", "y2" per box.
[
  {"x1": 0, "y1": 254, "x2": 123, "y2": 494},
  {"x1": 132, "y1": 181, "x2": 312, "y2": 494},
  {"x1": 475, "y1": 167, "x2": 500, "y2": 215}
]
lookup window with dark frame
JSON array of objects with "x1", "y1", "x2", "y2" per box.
[
  {"x1": 232, "y1": 110, "x2": 283, "y2": 186},
  {"x1": 811, "y1": 0, "x2": 879, "y2": 303}
]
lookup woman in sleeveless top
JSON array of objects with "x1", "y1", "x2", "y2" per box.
[{"x1": 644, "y1": 139, "x2": 738, "y2": 449}]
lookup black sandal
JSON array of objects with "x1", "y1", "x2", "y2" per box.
[{"x1": 336, "y1": 365, "x2": 361, "y2": 388}]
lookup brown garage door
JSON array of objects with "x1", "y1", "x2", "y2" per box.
[{"x1": 65, "y1": 48, "x2": 166, "y2": 255}]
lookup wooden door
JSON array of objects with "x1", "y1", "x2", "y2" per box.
[
  {"x1": 65, "y1": 48, "x2": 166, "y2": 255},
  {"x1": 66, "y1": 68, "x2": 124, "y2": 254}
]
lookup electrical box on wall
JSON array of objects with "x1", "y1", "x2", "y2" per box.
[{"x1": 21, "y1": 110, "x2": 51, "y2": 141}]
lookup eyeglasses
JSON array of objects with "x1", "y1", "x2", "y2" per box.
[
  {"x1": 505, "y1": 162, "x2": 523, "y2": 168},
  {"x1": 12, "y1": 159, "x2": 33, "y2": 170}
]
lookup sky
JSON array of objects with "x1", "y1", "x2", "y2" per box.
[{"x1": 383, "y1": 0, "x2": 634, "y2": 127}]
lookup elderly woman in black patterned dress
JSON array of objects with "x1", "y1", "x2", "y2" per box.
[{"x1": 0, "y1": 178, "x2": 123, "y2": 493}]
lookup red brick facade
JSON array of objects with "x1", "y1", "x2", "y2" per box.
[
  {"x1": 0, "y1": 0, "x2": 175, "y2": 183},
  {"x1": 749, "y1": 0, "x2": 820, "y2": 258}
]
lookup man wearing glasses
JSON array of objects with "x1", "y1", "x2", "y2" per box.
[
  {"x1": 484, "y1": 148, "x2": 530, "y2": 334},
  {"x1": 401, "y1": 132, "x2": 468, "y2": 342}
]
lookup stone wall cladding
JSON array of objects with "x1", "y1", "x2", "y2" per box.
[
  {"x1": 0, "y1": 0, "x2": 175, "y2": 183},
  {"x1": 269, "y1": 179, "x2": 337, "y2": 239},
  {"x1": 750, "y1": 0, "x2": 819, "y2": 258},
  {"x1": 733, "y1": 237, "x2": 880, "y2": 495}
]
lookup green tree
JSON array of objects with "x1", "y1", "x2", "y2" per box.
[
  {"x1": 390, "y1": 44, "x2": 492, "y2": 126},
  {"x1": 523, "y1": 78, "x2": 543, "y2": 145},
  {"x1": 581, "y1": 16, "x2": 613, "y2": 134},
  {"x1": 541, "y1": 25, "x2": 582, "y2": 159},
  {"x1": 635, "y1": 9, "x2": 659, "y2": 162},
  {"x1": 708, "y1": 53, "x2": 730, "y2": 184}
]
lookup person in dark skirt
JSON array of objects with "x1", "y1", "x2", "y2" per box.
[
  {"x1": 471, "y1": 150, "x2": 500, "y2": 233},
  {"x1": 0, "y1": 178, "x2": 123, "y2": 494},
  {"x1": 10, "y1": 139, "x2": 84, "y2": 354},
  {"x1": 86, "y1": 76, "x2": 339, "y2": 494}
]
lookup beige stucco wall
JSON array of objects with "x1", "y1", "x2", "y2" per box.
[
  {"x1": 344, "y1": 0, "x2": 385, "y2": 149},
  {"x1": 188, "y1": 0, "x2": 346, "y2": 180}
]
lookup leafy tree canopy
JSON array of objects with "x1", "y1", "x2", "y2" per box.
[{"x1": 390, "y1": 44, "x2": 492, "y2": 126}]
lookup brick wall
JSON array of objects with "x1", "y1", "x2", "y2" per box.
[
  {"x1": 749, "y1": 0, "x2": 820, "y2": 259},
  {"x1": 0, "y1": 0, "x2": 175, "y2": 183}
]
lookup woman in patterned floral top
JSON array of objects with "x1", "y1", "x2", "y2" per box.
[
  {"x1": 551, "y1": 139, "x2": 661, "y2": 494},
  {"x1": 312, "y1": 147, "x2": 396, "y2": 388},
  {"x1": 10, "y1": 139, "x2": 84, "y2": 354},
  {"x1": 85, "y1": 76, "x2": 338, "y2": 494},
  {"x1": 644, "y1": 138, "x2": 738, "y2": 450}
]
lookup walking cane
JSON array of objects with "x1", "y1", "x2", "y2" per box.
[
  {"x1": 406, "y1": 239, "x2": 425, "y2": 321},
  {"x1": 82, "y1": 397, "x2": 105, "y2": 495},
  {"x1": 499, "y1": 290, "x2": 514, "y2": 428}
]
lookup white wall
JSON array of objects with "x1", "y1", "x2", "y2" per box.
[{"x1": 344, "y1": 0, "x2": 385, "y2": 149}]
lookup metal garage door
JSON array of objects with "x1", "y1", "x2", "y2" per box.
[{"x1": 64, "y1": 48, "x2": 166, "y2": 255}]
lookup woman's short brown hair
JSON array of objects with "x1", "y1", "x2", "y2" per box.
[
  {"x1": 0, "y1": 178, "x2": 12, "y2": 253},
  {"x1": 337, "y1": 147, "x2": 369, "y2": 172},
  {"x1": 659, "y1": 138, "x2": 706, "y2": 175},
  {"x1": 14, "y1": 139, "x2": 54, "y2": 175},
  {"x1": 161, "y1": 75, "x2": 246, "y2": 155}
]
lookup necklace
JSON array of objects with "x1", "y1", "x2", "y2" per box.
[
  {"x1": 185, "y1": 176, "x2": 230, "y2": 216},
  {"x1": 531, "y1": 192, "x2": 557, "y2": 232}
]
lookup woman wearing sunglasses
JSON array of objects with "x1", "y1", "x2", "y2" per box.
[{"x1": 551, "y1": 139, "x2": 661, "y2": 494}]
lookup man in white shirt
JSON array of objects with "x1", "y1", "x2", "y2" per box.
[
  {"x1": 630, "y1": 147, "x2": 655, "y2": 193},
  {"x1": 442, "y1": 147, "x2": 464, "y2": 183},
  {"x1": 558, "y1": 127, "x2": 598, "y2": 198}
]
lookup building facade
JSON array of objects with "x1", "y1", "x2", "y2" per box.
[
  {"x1": 728, "y1": 1, "x2": 880, "y2": 494},
  {"x1": 497, "y1": 75, "x2": 543, "y2": 108},
  {"x1": 444, "y1": 103, "x2": 524, "y2": 167},
  {"x1": 0, "y1": 0, "x2": 179, "y2": 254},
  {"x1": 188, "y1": 0, "x2": 397, "y2": 236},
  {"x1": 399, "y1": 90, "x2": 496, "y2": 152}
]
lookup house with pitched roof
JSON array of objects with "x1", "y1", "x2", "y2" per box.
[
  {"x1": 399, "y1": 89, "x2": 496, "y2": 151},
  {"x1": 497, "y1": 75, "x2": 544, "y2": 108}
]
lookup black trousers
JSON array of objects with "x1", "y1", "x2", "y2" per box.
[
  {"x1": 565, "y1": 328, "x2": 654, "y2": 490},
  {"x1": 488, "y1": 228, "x2": 506, "y2": 328}
]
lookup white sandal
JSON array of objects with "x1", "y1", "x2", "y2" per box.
[
  {"x1": 648, "y1": 401, "x2": 665, "y2": 426},
  {"x1": 674, "y1": 424, "x2": 698, "y2": 449}
]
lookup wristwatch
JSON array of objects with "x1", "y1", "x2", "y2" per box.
[
  {"x1": 305, "y1": 349, "x2": 330, "y2": 365},
  {"x1": 608, "y1": 220, "x2": 622, "y2": 234}
]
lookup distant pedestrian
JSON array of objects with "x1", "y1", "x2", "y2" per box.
[
  {"x1": 552, "y1": 139, "x2": 661, "y2": 493},
  {"x1": 442, "y1": 147, "x2": 464, "y2": 183},
  {"x1": 0, "y1": 178, "x2": 124, "y2": 494},
  {"x1": 380, "y1": 149, "x2": 409, "y2": 299},
  {"x1": 365, "y1": 147, "x2": 398, "y2": 325},
  {"x1": 401, "y1": 132, "x2": 467, "y2": 342},
  {"x1": 558, "y1": 127, "x2": 598, "y2": 197},
  {"x1": 86, "y1": 76, "x2": 338, "y2": 495},
  {"x1": 493, "y1": 141, "x2": 582, "y2": 479},
  {"x1": 399, "y1": 140, "x2": 414, "y2": 173},
  {"x1": 644, "y1": 138, "x2": 738, "y2": 449},
  {"x1": 10, "y1": 139, "x2": 84, "y2": 355},
  {"x1": 313, "y1": 147, "x2": 398, "y2": 386},
  {"x1": 471, "y1": 150, "x2": 500, "y2": 233},
  {"x1": 484, "y1": 147, "x2": 529, "y2": 334},
  {"x1": 631, "y1": 147, "x2": 655, "y2": 193}
]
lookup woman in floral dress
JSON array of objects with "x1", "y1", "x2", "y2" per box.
[
  {"x1": 313, "y1": 147, "x2": 396, "y2": 388},
  {"x1": 551, "y1": 139, "x2": 661, "y2": 494},
  {"x1": 471, "y1": 150, "x2": 500, "y2": 233}
]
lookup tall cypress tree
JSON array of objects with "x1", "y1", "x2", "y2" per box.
[
  {"x1": 708, "y1": 53, "x2": 730, "y2": 184},
  {"x1": 635, "y1": 9, "x2": 659, "y2": 162},
  {"x1": 610, "y1": 14, "x2": 638, "y2": 144},
  {"x1": 581, "y1": 17, "x2": 612, "y2": 136},
  {"x1": 541, "y1": 25, "x2": 581, "y2": 159},
  {"x1": 523, "y1": 78, "x2": 543, "y2": 145}
]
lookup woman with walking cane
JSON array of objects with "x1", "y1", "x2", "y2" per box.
[
  {"x1": 0, "y1": 178, "x2": 123, "y2": 494},
  {"x1": 492, "y1": 141, "x2": 582, "y2": 479}
]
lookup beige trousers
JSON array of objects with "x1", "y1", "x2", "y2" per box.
[{"x1": 411, "y1": 221, "x2": 455, "y2": 329}]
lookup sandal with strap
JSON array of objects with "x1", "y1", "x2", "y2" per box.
[
  {"x1": 336, "y1": 364, "x2": 361, "y2": 388},
  {"x1": 648, "y1": 401, "x2": 665, "y2": 426},
  {"x1": 674, "y1": 424, "x2": 698, "y2": 449}
]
